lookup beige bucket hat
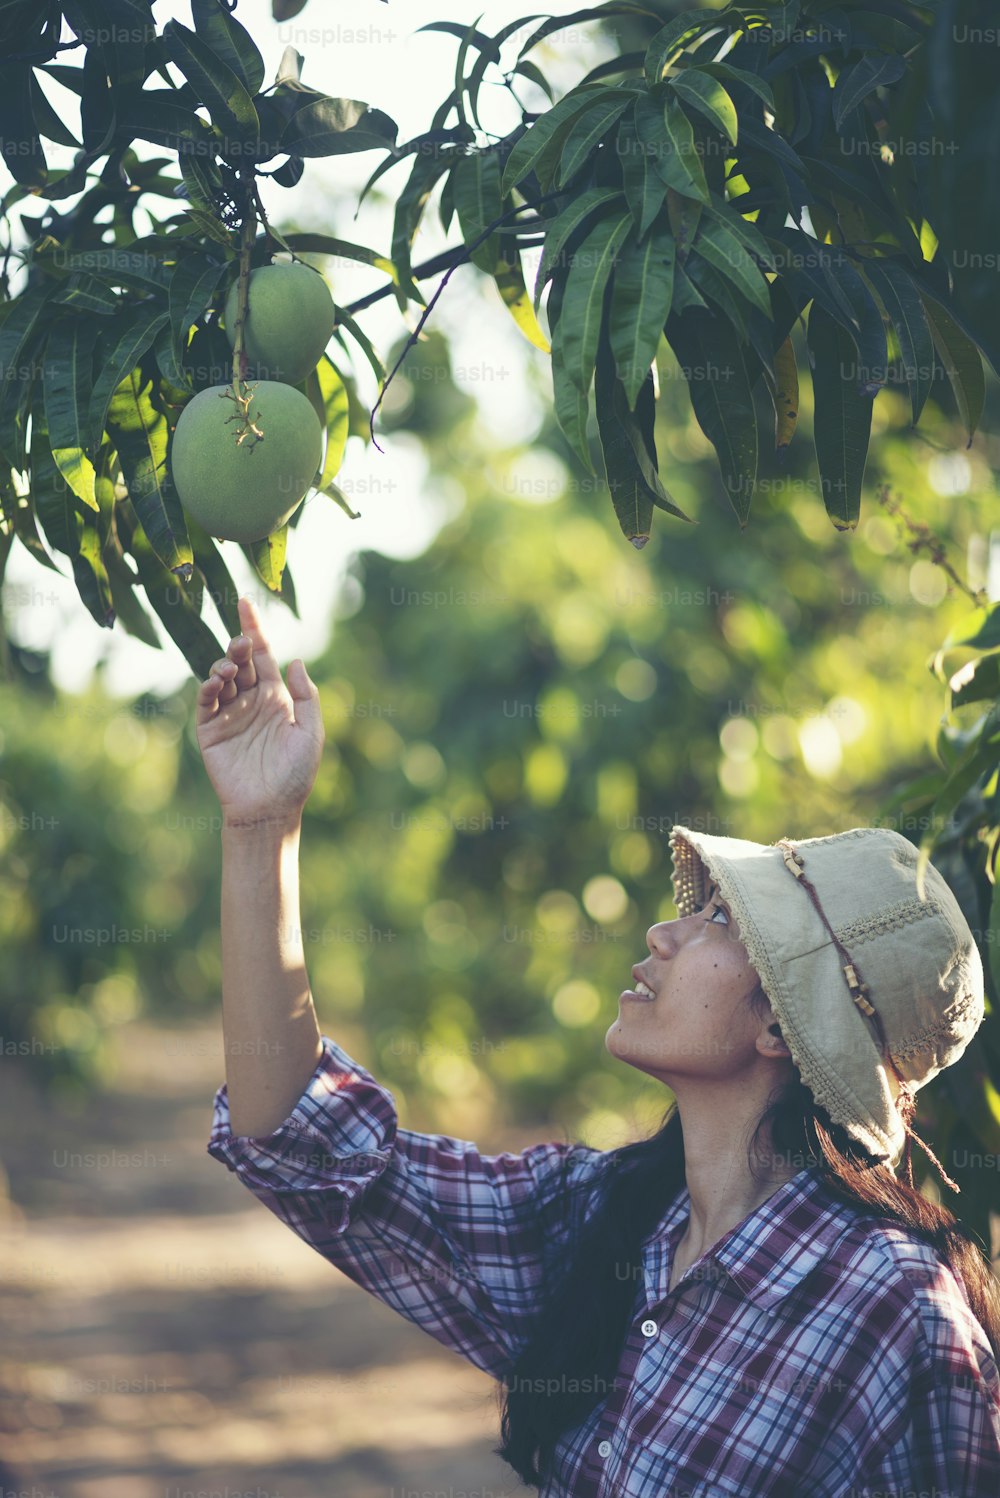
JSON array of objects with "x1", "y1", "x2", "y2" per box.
[{"x1": 668, "y1": 824, "x2": 986, "y2": 1192}]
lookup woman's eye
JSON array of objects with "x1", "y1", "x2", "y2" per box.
[{"x1": 709, "y1": 903, "x2": 729, "y2": 924}]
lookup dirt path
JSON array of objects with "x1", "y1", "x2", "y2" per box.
[{"x1": 0, "y1": 1017, "x2": 534, "y2": 1498}]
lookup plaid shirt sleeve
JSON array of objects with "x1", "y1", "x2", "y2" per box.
[
  {"x1": 207, "y1": 1034, "x2": 607, "y2": 1382},
  {"x1": 865, "y1": 1245, "x2": 1000, "y2": 1495}
]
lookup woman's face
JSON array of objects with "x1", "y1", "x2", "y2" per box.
[{"x1": 605, "y1": 869, "x2": 772, "y2": 1084}]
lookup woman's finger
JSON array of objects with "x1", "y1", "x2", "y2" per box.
[{"x1": 235, "y1": 595, "x2": 280, "y2": 685}]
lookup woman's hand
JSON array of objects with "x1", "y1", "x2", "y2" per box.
[{"x1": 195, "y1": 595, "x2": 324, "y2": 827}]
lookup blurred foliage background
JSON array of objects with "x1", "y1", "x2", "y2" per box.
[{"x1": 3, "y1": 298, "x2": 999, "y2": 1192}]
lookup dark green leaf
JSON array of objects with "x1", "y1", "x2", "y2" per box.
[
  {"x1": 832, "y1": 52, "x2": 906, "y2": 132},
  {"x1": 644, "y1": 9, "x2": 723, "y2": 86},
  {"x1": 596, "y1": 323, "x2": 691, "y2": 548},
  {"x1": 162, "y1": 19, "x2": 260, "y2": 147},
  {"x1": 167, "y1": 253, "x2": 226, "y2": 378},
  {"x1": 670, "y1": 68, "x2": 738, "y2": 144},
  {"x1": 0, "y1": 62, "x2": 47, "y2": 186},
  {"x1": 918, "y1": 291, "x2": 986, "y2": 446},
  {"x1": 29, "y1": 70, "x2": 79, "y2": 147},
  {"x1": 860, "y1": 260, "x2": 934, "y2": 425},
  {"x1": 556, "y1": 94, "x2": 632, "y2": 188},
  {"x1": 666, "y1": 305, "x2": 758, "y2": 524},
  {"x1": 392, "y1": 151, "x2": 455, "y2": 304},
  {"x1": 696, "y1": 59, "x2": 774, "y2": 111},
  {"x1": 43, "y1": 320, "x2": 102, "y2": 508},
  {"x1": 552, "y1": 211, "x2": 632, "y2": 392},
  {"x1": 609, "y1": 215, "x2": 675, "y2": 409},
  {"x1": 51, "y1": 274, "x2": 120, "y2": 316},
  {"x1": 500, "y1": 85, "x2": 610, "y2": 195},
  {"x1": 191, "y1": 0, "x2": 266, "y2": 96},
  {"x1": 452, "y1": 149, "x2": 503, "y2": 272},
  {"x1": 533, "y1": 186, "x2": 623, "y2": 309},
  {"x1": 692, "y1": 214, "x2": 772, "y2": 316},
  {"x1": 89, "y1": 307, "x2": 168, "y2": 457},
  {"x1": 806, "y1": 302, "x2": 873, "y2": 530},
  {"x1": 617, "y1": 112, "x2": 665, "y2": 240},
  {"x1": 114, "y1": 494, "x2": 220, "y2": 677}
]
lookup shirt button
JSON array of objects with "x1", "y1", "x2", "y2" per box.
[
  {"x1": 640, "y1": 1318, "x2": 658, "y2": 1337},
  {"x1": 597, "y1": 1440, "x2": 612, "y2": 1458}
]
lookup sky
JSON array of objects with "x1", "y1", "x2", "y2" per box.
[{"x1": 2, "y1": 0, "x2": 612, "y2": 699}]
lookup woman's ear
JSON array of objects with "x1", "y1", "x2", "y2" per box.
[{"x1": 760, "y1": 1017, "x2": 793, "y2": 1058}]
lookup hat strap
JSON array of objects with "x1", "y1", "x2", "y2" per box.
[{"x1": 775, "y1": 839, "x2": 961, "y2": 1195}]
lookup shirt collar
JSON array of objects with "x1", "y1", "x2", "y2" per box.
[{"x1": 642, "y1": 1165, "x2": 856, "y2": 1313}]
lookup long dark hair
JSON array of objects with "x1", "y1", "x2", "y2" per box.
[{"x1": 494, "y1": 980, "x2": 1000, "y2": 1489}]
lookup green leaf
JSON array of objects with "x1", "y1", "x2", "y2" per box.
[
  {"x1": 31, "y1": 411, "x2": 116, "y2": 626},
  {"x1": 62, "y1": 249, "x2": 169, "y2": 296},
  {"x1": 332, "y1": 305, "x2": 386, "y2": 386},
  {"x1": 281, "y1": 99, "x2": 398, "y2": 158},
  {"x1": 452, "y1": 149, "x2": 503, "y2": 273},
  {"x1": 667, "y1": 187, "x2": 702, "y2": 262},
  {"x1": 949, "y1": 653, "x2": 1000, "y2": 710},
  {"x1": 89, "y1": 307, "x2": 168, "y2": 458},
  {"x1": 312, "y1": 356, "x2": 350, "y2": 490},
  {"x1": 29, "y1": 70, "x2": 79, "y2": 148},
  {"x1": 243, "y1": 525, "x2": 288, "y2": 595},
  {"x1": 114, "y1": 494, "x2": 220, "y2": 677},
  {"x1": 832, "y1": 53, "x2": 906, "y2": 132},
  {"x1": 500, "y1": 85, "x2": 609, "y2": 195},
  {"x1": 533, "y1": 186, "x2": 623, "y2": 309},
  {"x1": 644, "y1": 8, "x2": 721, "y2": 85},
  {"x1": 515, "y1": 5, "x2": 663, "y2": 64},
  {"x1": 596, "y1": 322, "x2": 690, "y2": 547},
  {"x1": 184, "y1": 511, "x2": 243, "y2": 638},
  {"x1": 696, "y1": 59, "x2": 774, "y2": 112},
  {"x1": 691, "y1": 215, "x2": 772, "y2": 316},
  {"x1": 162, "y1": 19, "x2": 260, "y2": 148},
  {"x1": 392, "y1": 150, "x2": 454, "y2": 305},
  {"x1": 191, "y1": 0, "x2": 266, "y2": 96},
  {"x1": 670, "y1": 69, "x2": 737, "y2": 144},
  {"x1": 320, "y1": 482, "x2": 361, "y2": 521},
  {"x1": 617, "y1": 112, "x2": 665, "y2": 240},
  {"x1": 552, "y1": 212, "x2": 632, "y2": 393},
  {"x1": 107, "y1": 369, "x2": 193, "y2": 576},
  {"x1": 280, "y1": 233, "x2": 399, "y2": 286},
  {"x1": 494, "y1": 248, "x2": 551, "y2": 352},
  {"x1": 634, "y1": 90, "x2": 709, "y2": 204},
  {"x1": 685, "y1": 254, "x2": 748, "y2": 341},
  {"x1": 806, "y1": 302, "x2": 873, "y2": 530},
  {"x1": 43, "y1": 320, "x2": 102, "y2": 510},
  {"x1": 665, "y1": 305, "x2": 758, "y2": 525},
  {"x1": 547, "y1": 267, "x2": 592, "y2": 473},
  {"x1": 0, "y1": 284, "x2": 52, "y2": 422},
  {"x1": 167, "y1": 253, "x2": 226, "y2": 377},
  {"x1": 767, "y1": 336, "x2": 799, "y2": 450},
  {"x1": 556, "y1": 94, "x2": 633, "y2": 188},
  {"x1": 917, "y1": 291, "x2": 986, "y2": 446},
  {"x1": 860, "y1": 260, "x2": 934, "y2": 425},
  {"x1": 117, "y1": 88, "x2": 219, "y2": 154},
  {"x1": 551, "y1": 358, "x2": 592, "y2": 472},
  {"x1": 609, "y1": 216, "x2": 675, "y2": 410},
  {"x1": 0, "y1": 62, "x2": 47, "y2": 186},
  {"x1": 51, "y1": 274, "x2": 120, "y2": 316}
]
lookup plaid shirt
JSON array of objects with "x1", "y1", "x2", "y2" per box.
[{"x1": 207, "y1": 1035, "x2": 1000, "y2": 1497}]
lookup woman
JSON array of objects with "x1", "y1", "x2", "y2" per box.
[{"x1": 197, "y1": 595, "x2": 1000, "y2": 1496}]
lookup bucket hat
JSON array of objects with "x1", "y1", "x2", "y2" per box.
[{"x1": 667, "y1": 824, "x2": 985, "y2": 1193}]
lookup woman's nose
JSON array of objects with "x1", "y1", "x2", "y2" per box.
[{"x1": 646, "y1": 919, "x2": 681, "y2": 958}]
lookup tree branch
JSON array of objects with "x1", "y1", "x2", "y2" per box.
[{"x1": 367, "y1": 190, "x2": 564, "y2": 451}]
